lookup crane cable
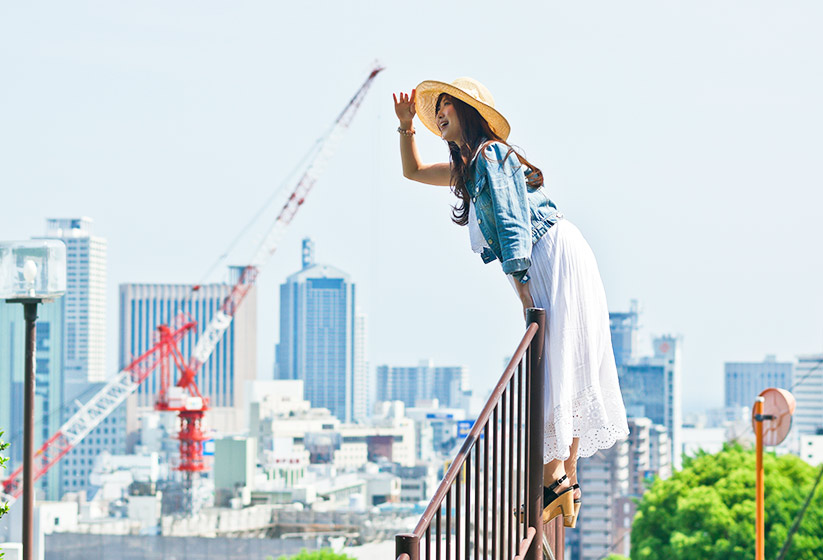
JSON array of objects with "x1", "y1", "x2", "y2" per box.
[{"x1": 195, "y1": 135, "x2": 325, "y2": 288}]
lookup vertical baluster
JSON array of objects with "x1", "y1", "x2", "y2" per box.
[
  {"x1": 501, "y1": 387, "x2": 508, "y2": 560},
  {"x1": 446, "y1": 487, "x2": 451, "y2": 560},
  {"x1": 474, "y1": 443, "x2": 480, "y2": 560},
  {"x1": 483, "y1": 423, "x2": 489, "y2": 560},
  {"x1": 426, "y1": 525, "x2": 431, "y2": 560},
  {"x1": 516, "y1": 360, "x2": 523, "y2": 548},
  {"x1": 436, "y1": 504, "x2": 442, "y2": 560},
  {"x1": 492, "y1": 405, "x2": 498, "y2": 560},
  {"x1": 466, "y1": 449, "x2": 471, "y2": 560},
  {"x1": 456, "y1": 467, "x2": 461, "y2": 560},
  {"x1": 524, "y1": 352, "x2": 531, "y2": 530},
  {"x1": 508, "y1": 375, "x2": 516, "y2": 558}
]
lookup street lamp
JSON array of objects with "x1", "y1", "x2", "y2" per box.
[{"x1": 0, "y1": 240, "x2": 66, "y2": 560}]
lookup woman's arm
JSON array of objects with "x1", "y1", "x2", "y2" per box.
[
  {"x1": 513, "y1": 275, "x2": 534, "y2": 313},
  {"x1": 479, "y1": 142, "x2": 534, "y2": 284},
  {"x1": 394, "y1": 90, "x2": 451, "y2": 186}
]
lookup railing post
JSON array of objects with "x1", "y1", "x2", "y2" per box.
[
  {"x1": 525, "y1": 308, "x2": 546, "y2": 560},
  {"x1": 396, "y1": 534, "x2": 419, "y2": 560}
]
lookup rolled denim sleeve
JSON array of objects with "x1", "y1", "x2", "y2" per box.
[{"x1": 477, "y1": 142, "x2": 532, "y2": 283}]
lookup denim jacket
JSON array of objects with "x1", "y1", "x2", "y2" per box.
[{"x1": 468, "y1": 141, "x2": 562, "y2": 283}]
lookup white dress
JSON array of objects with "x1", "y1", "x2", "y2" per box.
[{"x1": 469, "y1": 204, "x2": 629, "y2": 462}]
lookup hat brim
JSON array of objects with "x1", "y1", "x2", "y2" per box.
[{"x1": 415, "y1": 80, "x2": 511, "y2": 141}]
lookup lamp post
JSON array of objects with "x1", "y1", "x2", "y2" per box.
[{"x1": 0, "y1": 240, "x2": 66, "y2": 560}]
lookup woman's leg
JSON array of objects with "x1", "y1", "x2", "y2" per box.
[
  {"x1": 563, "y1": 438, "x2": 580, "y2": 484},
  {"x1": 543, "y1": 459, "x2": 565, "y2": 486},
  {"x1": 564, "y1": 438, "x2": 581, "y2": 499},
  {"x1": 543, "y1": 439, "x2": 578, "y2": 488}
]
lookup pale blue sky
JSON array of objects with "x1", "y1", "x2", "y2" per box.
[{"x1": 2, "y1": 2, "x2": 821, "y2": 413}]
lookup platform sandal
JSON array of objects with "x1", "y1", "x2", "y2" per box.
[
  {"x1": 543, "y1": 474, "x2": 576, "y2": 528},
  {"x1": 571, "y1": 483, "x2": 581, "y2": 526}
]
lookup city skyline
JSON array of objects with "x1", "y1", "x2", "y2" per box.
[{"x1": 1, "y1": 2, "x2": 822, "y2": 415}]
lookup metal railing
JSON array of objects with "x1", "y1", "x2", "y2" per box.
[{"x1": 395, "y1": 308, "x2": 564, "y2": 560}]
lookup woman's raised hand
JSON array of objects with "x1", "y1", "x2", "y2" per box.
[{"x1": 393, "y1": 89, "x2": 416, "y2": 128}]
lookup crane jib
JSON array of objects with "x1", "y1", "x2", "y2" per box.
[{"x1": 0, "y1": 64, "x2": 385, "y2": 501}]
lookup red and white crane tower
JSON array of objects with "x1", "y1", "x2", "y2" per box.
[{"x1": 2, "y1": 64, "x2": 384, "y2": 500}]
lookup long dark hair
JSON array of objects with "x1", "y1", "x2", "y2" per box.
[{"x1": 436, "y1": 93, "x2": 544, "y2": 226}]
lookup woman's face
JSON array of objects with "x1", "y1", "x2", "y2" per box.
[{"x1": 436, "y1": 95, "x2": 463, "y2": 144}]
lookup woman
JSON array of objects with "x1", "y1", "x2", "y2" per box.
[{"x1": 393, "y1": 78, "x2": 629, "y2": 528}]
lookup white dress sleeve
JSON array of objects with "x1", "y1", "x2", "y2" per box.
[{"x1": 467, "y1": 201, "x2": 490, "y2": 254}]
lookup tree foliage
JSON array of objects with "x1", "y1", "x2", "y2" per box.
[
  {"x1": 1, "y1": 431, "x2": 9, "y2": 560},
  {"x1": 631, "y1": 443, "x2": 823, "y2": 560},
  {"x1": 274, "y1": 550, "x2": 355, "y2": 560}
]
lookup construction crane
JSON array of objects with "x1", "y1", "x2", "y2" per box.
[{"x1": 2, "y1": 64, "x2": 384, "y2": 500}]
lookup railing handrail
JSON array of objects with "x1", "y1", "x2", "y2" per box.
[
  {"x1": 396, "y1": 308, "x2": 553, "y2": 560},
  {"x1": 405, "y1": 322, "x2": 540, "y2": 538}
]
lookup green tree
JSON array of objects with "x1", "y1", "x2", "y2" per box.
[
  {"x1": 631, "y1": 443, "x2": 823, "y2": 560},
  {"x1": 1, "y1": 431, "x2": 9, "y2": 560},
  {"x1": 274, "y1": 550, "x2": 355, "y2": 560}
]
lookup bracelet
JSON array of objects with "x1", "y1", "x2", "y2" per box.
[{"x1": 397, "y1": 126, "x2": 415, "y2": 136}]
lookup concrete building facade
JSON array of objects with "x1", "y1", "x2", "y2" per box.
[
  {"x1": 375, "y1": 360, "x2": 470, "y2": 410},
  {"x1": 724, "y1": 356, "x2": 793, "y2": 409},
  {"x1": 59, "y1": 389, "x2": 127, "y2": 496},
  {"x1": 793, "y1": 354, "x2": 823, "y2": 435},
  {"x1": 571, "y1": 439, "x2": 630, "y2": 560}
]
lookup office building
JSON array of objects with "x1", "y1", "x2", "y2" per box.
[
  {"x1": 0, "y1": 300, "x2": 64, "y2": 500},
  {"x1": 275, "y1": 238, "x2": 366, "y2": 423},
  {"x1": 793, "y1": 354, "x2": 823, "y2": 435},
  {"x1": 609, "y1": 299, "x2": 639, "y2": 368},
  {"x1": 610, "y1": 304, "x2": 683, "y2": 470},
  {"x1": 569, "y1": 416, "x2": 669, "y2": 560},
  {"x1": 40, "y1": 218, "x2": 107, "y2": 386},
  {"x1": 725, "y1": 356, "x2": 793, "y2": 409},
  {"x1": 618, "y1": 335, "x2": 683, "y2": 470},
  {"x1": 119, "y1": 272, "x2": 257, "y2": 435},
  {"x1": 376, "y1": 360, "x2": 470, "y2": 411},
  {"x1": 570, "y1": 438, "x2": 630, "y2": 560},
  {"x1": 626, "y1": 417, "x2": 671, "y2": 497}
]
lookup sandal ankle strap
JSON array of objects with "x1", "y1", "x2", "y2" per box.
[{"x1": 546, "y1": 474, "x2": 568, "y2": 491}]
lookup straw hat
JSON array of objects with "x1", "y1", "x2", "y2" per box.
[{"x1": 415, "y1": 77, "x2": 511, "y2": 141}]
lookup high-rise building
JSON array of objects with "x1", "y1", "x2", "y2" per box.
[
  {"x1": 618, "y1": 335, "x2": 683, "y2": 470},
  {"x1": 275, "y1": 239, "x2": 366, "y2": 423},
  {"x1": 0, "y1": 300, "x2": 64, "y2": 500},
  {"x1": 40, "y1": 218, "x2": 107, "y2": 386},
  {"x1": 724, "y1": 356, "x2": 793, "y2": 409},
  {"x1": 569, "y1": 416, "x2": 669, "y2": 560},
  {"x1": 375, "y1": 360, "x2": 470, "y2": 410},
  {"x1": 610, "y1": 304, "x2": 683, "y2": 470},
  {"x1": 793, "y1": 354, "x2": 823, "y2": 435},
  {"x1": 119, "y1": 272, "x2": 257, "y2": 436},
  {"x1": 625, "y1": 417, "x2": 671, "y2": 497},
  {"x1": 570, "y1": 438, "x2": 630, "y2": 560},
  {"x1": 609, "y1": 299, "x2": 639, "y2": 368}
]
